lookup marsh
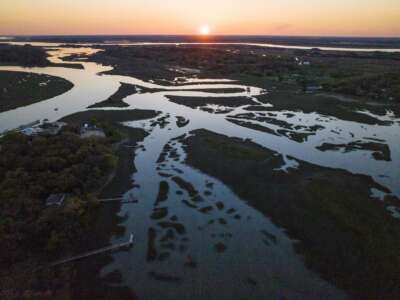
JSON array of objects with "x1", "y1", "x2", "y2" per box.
[{"x1": 0, "y1": 41, "x2": 399, "y2": 299}]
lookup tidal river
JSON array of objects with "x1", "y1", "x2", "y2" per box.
[{"x1": 0, "y1": 46, "x2": 399, "y2": 299}]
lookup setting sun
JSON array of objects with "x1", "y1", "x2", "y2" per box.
[
  {"x1": 199, "y1": 25, "x2": 210, "y2": 35},
  {"x1": 1, "y1": 0, "x2": 400, "y2": 298}
]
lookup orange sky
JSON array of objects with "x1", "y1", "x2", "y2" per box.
[{"x1": 1, "y1": 0, "x2": 399, "y2": 36}]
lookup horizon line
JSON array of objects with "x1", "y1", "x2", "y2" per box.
[{"x1": 2, "y1": 34, "x2": 400, "y2": 39}]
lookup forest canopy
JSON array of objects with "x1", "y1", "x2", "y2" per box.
[
  {"x1": 0, "y1": 127, "x2": 117, "y2": 263},
  {"x1": 0, "y1": 44, "x2": 49, "y2": 67}
]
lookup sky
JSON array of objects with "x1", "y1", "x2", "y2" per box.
[{"x1": 1, "y1": 0, "x2": 399, "y2": 36}]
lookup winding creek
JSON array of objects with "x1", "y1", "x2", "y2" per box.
[{"x1": 1, "y1": 46, "x2": 399, "y2": 299}]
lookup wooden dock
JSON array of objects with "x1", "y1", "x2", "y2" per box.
[
  {"x1": 97, "y1": 195, "x2": 138, "y2": 204},
  {"x1": 50, "y1": 234, "x2": 134, "y2": 267},
  {"x1": 97, "y1": 197, "x2": 124, "y2": 202}
]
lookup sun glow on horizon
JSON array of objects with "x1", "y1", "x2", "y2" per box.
[
  {"x1": 0, "y1": 0, "x2": 399, "y2": 36},
  {"x1": 199, "y1": 25, "x2": 210, "y2": 35}
]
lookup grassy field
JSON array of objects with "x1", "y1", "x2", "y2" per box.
[
  {"x1": 60, "y1": 109, "x2": 159, "y2": 125},
  {"x1": 73, "y1": 44, "x2": 400, "y2": 124},
  {"x1": 88, "y1": 83, "x2": 137, "y2": 108},
  {"x1": 0, "y1": 71, "x2": 73, "y2": 112},
  {"x1": 167, "y1": 95, "x2": 256, "y2": 108},
  {"x1": 182, "y1": 129, "x2": 400, "y2": 300},
  {"x1": 236, "y1": 74, "x2": 400, "y2": 122}
]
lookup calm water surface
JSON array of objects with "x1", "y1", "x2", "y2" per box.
[
  {"x1": 2, "y1": 41, "x2": 400, "y2": 52},
  {"x1": 1, "y1": 46, "x2": 399, "y2": 299}
]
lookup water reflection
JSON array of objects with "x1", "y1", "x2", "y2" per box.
[
  {"x1": 3, "y1": 41, "x2": 400, "y2": 53},
  {"x1": 101, "y1": 122, "x2": 347, "y2": 299},
  {"x1": 0, "y1": 46, "x2": 399, "y2": 299}
]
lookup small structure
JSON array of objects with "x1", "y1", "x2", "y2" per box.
[
  {"x1": 306, "y1": 85, "x2": 323, "y2": 93},
  {"x1": 298, "y1": 60, "x2": 311, "y2": 66},
  {"x1": 20, "y1": 127, "x2": 42, "y2": 136},
  {"x1": 311, "y1": 48, "x2": 321, "y2": 55},
  {"x1": 19, "y1": 120, "x2": 66, "y2": 136},
  {"x1": 46, "y1": 193, "x2": 66, "y2": 207},
  {"x1": 19, "y1": 120, "x2": 41, "y2": 130},
  {"x1": 50, "y1": 233, "x2": 134, "y2": 267},
  {"x1": 40, "y1": 121, "x2": 66, "y2": 136},
  {"x1": 80, "y1": 123, "x2": 106, "y2": 139},
  {"x1": 19, "y1": 120, "x2": 41, "y2": 136}
]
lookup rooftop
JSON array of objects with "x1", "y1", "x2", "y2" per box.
[
  {"x1": 80, "y1": 123, "x2": 106, "y2": 139},
  {"x1": 46, "y1": 193, "x2": 66, "y2": 206}
]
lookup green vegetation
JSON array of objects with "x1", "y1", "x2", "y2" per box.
[
  {"x1": 84, "y1": 45, "x2": 399, "y2": 122},
  {"x1": 166, "y1": 95, "x2": 256, "y2": 113},
  {"x1": 324, "y1": 71, "x2": 400, "y2": 102},
  {"x1": 88, "y1": 83, "x2": 137, "y2": 108},
  {"x1": 60, "y1": 109, "x2": 158, "y2": 197},
  {"x1": 0, "y1": 44, "x2": 83, "y2": 69},
  {"x1": 317, "y1": 141, "x2": 391, "y2": 161},
  {"x1": 0, "y1": 44, "x2": 49, "y2": 67},
  {"x1": 0, "y1": 128, "x2": 117, "y2": 262},
  {"x1": 88, "y1": 82, "x2": 246, "y2": 109},
  {"x1": 2, "y1": 43, "x2": 398, "y2": 298},
  {"x1": 182, "y1": 129, "x2": 400, "y2": 300},
  {"x1": 0, "y1": 128, "x2": 119, "y2": 298},
  {"x1": 238, "y1": 75, "x2": 398, "y2": 124},
  {"x1": 59, "y1": 109, "x2": 159, "y2": 125},
  {"x1": 87, "y1": 45, "x2": 400, "y2": 105},
  {"x1": 0, "y1": 71, "x2": 74, "y2": 112},
  {"x1": 58, "y1": 110, "x2": 158, "y2": 300},
  {"x1": 0, "y1": 109, "x2": 159, "y2": 299}
]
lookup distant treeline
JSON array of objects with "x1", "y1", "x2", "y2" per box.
[
  {"x1": 90, "y1": 45, "x2": 400, "y2": 103},
  {"x1": 324, "y1": 72, "x2": 400, "y2": 102},
  {"x1": 10, "y1": 35, "x2": 400, "y2": 48},
  {"x1": 0, "y1": 44, "x2": 49, "y2": 67}
]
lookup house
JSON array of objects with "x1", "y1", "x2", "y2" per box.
[
  {"x1": 19, "y1": 120, "x2": 66, "y2": 136},
  {"x1": 20, "y1": 127, "x2": 42, "y2": 136},
  {"x1": 298, "y1": 60, "x2": 311, "y2": 66},
  {"x1": 39, "y1": 121, "x2": 66, "y2": 136},
  {"x1": 19, "y1": 120, "x2": 41, "y2": 136},
  {"x1": 311, "y1": 48, "x2": 321, "y2": 54},
  {"x1": 46, "y1": 193, "x2": 66, "y2": 207},
  {"x1": 80, "y1": 123, "x2": 106, "y2": 139}
]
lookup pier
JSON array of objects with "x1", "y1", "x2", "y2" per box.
[
  {"x1": 97, "y1": 195, "x2": 138, "y2": 204},
  {"x1": 50, "y1": 234, "x2": 134, "y2": 267}
]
